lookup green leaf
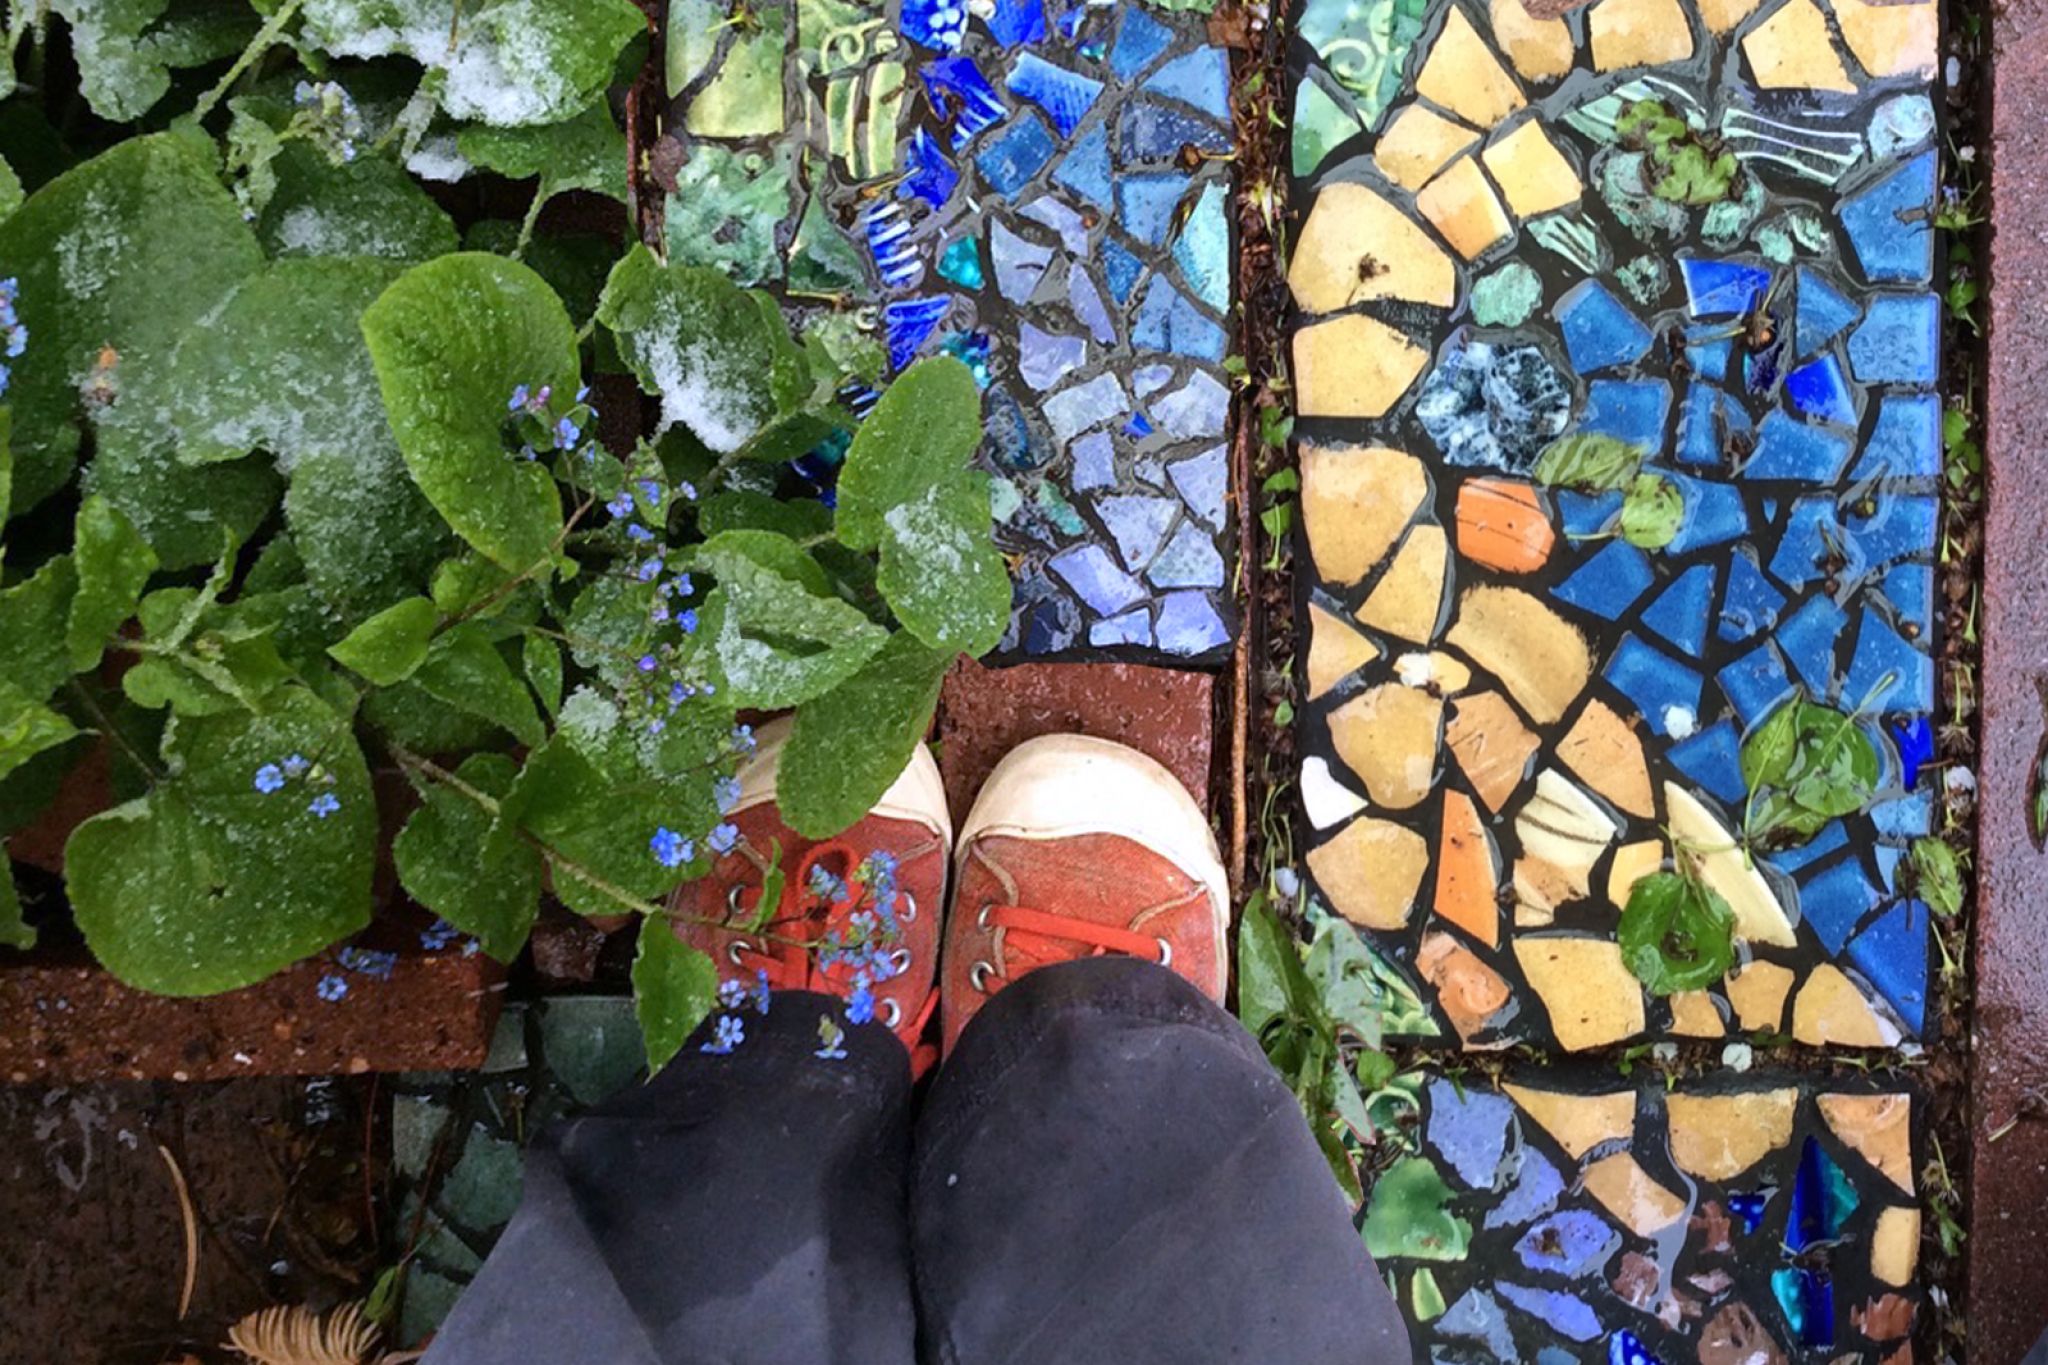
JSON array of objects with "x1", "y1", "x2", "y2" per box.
[
  {"x1": 693, "y1": 568, "x2": 890, "y2": 713},
  {"x1": 1236, "y1": 894, "x2": 1304, "y2": 1043},
  {"x1": 0, "y1": 845, "x2": 31, "y2": 950},
  {"x1": 0, "y1": 681, "x2": 80, "y2": 786},
  {"x1": 0, "y1": 408, "x2": 12, "y2": 565},
  {"x1": 1304, "y1": 914, "x2": 1387, "y2": 1049},
  {"x1": 523, "y1": 632, "x2": 564, "y2": 717},
  {"x1": 51, "y1": 0, "x2": 254, "y2": 123},
  {"x1": 1532, "y1": 433, "x2": 1642, "y2": 491},
  {"x1": 0, "y1": 554, "x2": 78, "y2": 703},
  {"x1": 0, "y1": 155, "x2": 22, "y2": 226},
  {"x1": 458, "y1": 101, "x2": 628, "y2": 205},
  {"x1": 256, "y1": 142, "x2": 459, "y2": 264},
  {"x1": 834, "y1": 357, "x2": 983, "y2": 552},
  {"x1": 65, "y1": 687, "x2": 375, "y2": 995},
  {"x1": 596, "y1": 244, "x2": 810, "y2": 455},
  {"x1": 697, "y1": 489, "x2": 836, "y2": 541},
  {"x1": 302, "y1": 0, "x2": 645, "y2": 127},
  {"x1": 329, "y1": 597, "x2": 439, "y2": 685},
  {"x1": 1619, "y1": 472, "x2": 1683, "y2": 549},
  {"x1": 633, "y1": 915, "x2": 719, "y2": 1073},
  {"x1": 0, "y1": 134, "x2": 276, "y2": 560},
  {"x1": 393, "y1": 753, "x2": 542, "y2": 961},
  {"x1": 68, "y1": 495, "x2": 159, "y2": 673},
  {"x1": 511, "y1": 734, "x2": 719, "y2": 914},
  {"x1": 1618, "y1": 871, "x2": 1737, "y2": 995},
  {"x1": 688, "y1": 529, "x2": 836, "y2": 599},
  {"x1": 1739, "y1": 697, "x2": 1803, "y2": 791},
  {"x1": 361, "y1": 252, "x2": 578, "y2": 572},
  {"x1": 1741, "y1": 699, "x2": 1880, "y2": 845},
  {"x1": 876, "y1": 477, "x2": 1009, "y2": 657},
  {"x1": 778, "y1": 633, "x2": 952, "y2": 838},
  {"x1": 1912, "y1": 836, "x2": 1964, "y2": 918},
  {"x1": 412, "y1": 623, "x2": 545, "y2": 747}
]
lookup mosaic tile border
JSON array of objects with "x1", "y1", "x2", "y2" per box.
[{"x1": 1285, "y1": 0, "x2": 1945, "y2": 1051}]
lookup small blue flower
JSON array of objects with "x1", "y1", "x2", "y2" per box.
[
  {"x1": 637, "y1": 479, "x2": 661, "y2": 501},
  {"x1": 731, "y1": 725, "x2": 756, "y2": 755},
  {"x1": 708, "y1": 822, "x2": 741, "y2": 855},
  {"x1": 701, "y1": 1013, "x2": 747, "y2": 1054},
  {"x1": 254, "y1": 763, "x2": 285, "y2": 794},
  {"x1": 807, "y1": 864, "x2": 849, "y2": 904},
  {"x1": 606, "y1": 493, "x2": 635, "y2": 518},
  {"x1": 671, "y1": 573, "x2": 695, "y2": 598},
  {"x1": 752, "y1": 969, "x2": 772, "y2": 1013},
  {"x1": 651, "y1": 826, "x2": 692, "y2": 868},
  {"x1": 316, "y1": 974, "x2": 349, "y2": 1002},
  {"x1": 508, "y1": 384, "x2": 530, "y2": 411},
  {"x1": 676, "y1": 481, "x2": 699, "y2": 501},
  {"x1": 677, "y1": 608, "x2": 699, "y2": 635},
  {"x1": 650, "y1": 600, "x2": 671, "y2": 624},
  {"x1": 637, "y1": 557, "x2": 663, "y2": 583},
  {"x1": 421, "y1": 919, "x2": 460, "y2": 951},
  {"x1": 847, "y1": 975, "x2": 877, "y2": 1025},
  {"x1": 554, "y1": 416, "x2": 581, "y2": 449},
  {"x1": 625, "y1": 522, "x2": 654, "y2": 542},
  {"x1": 308, "y1": 793, "x2": 341, "y2": 819},
  {"x1": 637, "y1": 654, "x2": 659, "y2": 673},
  {"x1": 281, "y1": 753, "x2": 309, "y2": 778},
  {"x1": 338, "y1": 946, "x2": 398, "y2": 979},
  {"x1": 715, "y1": 776, "x2": 743, "y2": 813},
  {"x1": 670, "y1": 682, "x2": 694, "y2": 707},
  {"x1": 717, "y1": 978, "x2": 749, "y2": 1009}
]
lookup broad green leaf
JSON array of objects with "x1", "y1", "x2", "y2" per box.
[
  {"x1": 68, "y1": 495, "x2": 158, "y2": 673},
  {"x1": 1739, "y1": 698, "x2": 1803, "y2": 791},
  {"x1": 0, "y1": 845, "x2": 31, "y2": 950},
  {"x1": 0, "y1": 409, "x2": 11, "y2": 565},
  {"x1": 1912, "y1": 836, "x2": 1964, "y2": 918},
  {"x1": 361, "y1": 679, "x2": 506, "y2": 752},
  {"x1": 1618, "y1": 871, "x2": 1737, "y2": 995},
  {"x1": 1304, "y1": 913, "x2": 1387, "y2": 1050},
  {"x1": 876, "y1": 477, "x2": 1009, "y2": 656},
  {"x1": 696, "y1": 489, "x2": 835, "y2": 541},
  {"x1": 65, "y1": 687, "x2": 375, "y2": 994},
  {"x1": 51, "y1": 0, "x2": 254, "y2": 123},
  {"x1": 693, "y1": 557, "x2": 890, "y2": 711},
  {"x1": 361, "y1": 252, "x2": 577, "y2": 571},
  {"x1": 412, "y1": 623, "x2": 544, "y2": 746},
  {"x1": 0, "y1": 156, "x2": 21, "y2": 225},
  {"x1": 564, "y1": 573, "x2": 660, "y2": 689},
  {"x1": 0, "y1": 555, "x2": 78, "y2": 703},
  {"x1": 523, "y1": 632, "x2": 563, "y2": 717},
  {"x1": 329, "y1": 596, "x2": 438, "y2": 685},
  {"x1": 1619, "y1": 473, "x2": 1683, "y2": 549},
  {"x1": 834, "y1": 357, "x2": 983, "y2": 552},
  {"x1": 301, "y1": 0, "x2": 645, "y2": 127},
  {"x1": 633, "y1": 915, "x2": 719, "y2": 1073},
  {"x1": 687, "y1": 529, "x2": 836, "y2": 599},
  {"x1": 511, "y1": 734, "x2": 718, "y2": 915},
  {"x1": 779, "y1": 633, "x2": 952, "y2": 838},
  {"x1": 458, "y1": 101, "x2": 628, "y2": 205},
  {"x1": 0, "y1": 134, "x2": 277, "y2": 560},
  {"x1": 596, "y1": 244, "x2": 810, "y2": 455},
  {"x1": 1531, "y1": 432, "x2": 1642, "y2": 491},
  {"x1": 1235, "y1": 894, "x2": 1302, "y2": 1043},
  {"x1": 0, "y1": 681, "x2": 79, "y2": 785},
  {"x1": 257, "y1": 142, "x2": 460, "y2": 263},
  {"x1": 393, "y1": 752, "x2": 542, "y2": 961}
]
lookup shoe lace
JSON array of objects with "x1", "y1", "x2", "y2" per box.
[{"x1": 965, "y1": 844, "x2": 1205, "y2": 994}]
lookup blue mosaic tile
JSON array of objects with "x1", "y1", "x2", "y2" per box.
[
  {"x1": 1844, "y1": 611, "x2": 1935, "y2": 713},
  {"x1": 1553, "y1": 540, "x2": 1656, "y2": 620},
  {"x1": 1777, "y1": 595, "x2": 1850, "y2": 695},
  {"x1": 1640, "y1": 563, "x2": 1716, "y2": 657},
  {"x1": 1680, "y1": 255, "x2": 1772, "y2": 317},
  {"x1": 1799, "y1": 857, "x2": 1882, "y2": 956},
  {"x1": 1847, "y1": 900, "x2": 1930, "y2": 1035},
  {"x1": 1109, "y1": 7, "x2": 1174, "y2": 80},
  {"x1": 1782, "y1": 356, "x2": 1858, "y2": 428},
  {"x1": 1745, "y1": 410, "x2": 1855, "y2": 481},
  {"x1": 1555, "y1": 280, "x2": 1653, "y2": 374},
  {"x1": 1719, "y1": 551, "x2": 1787, "y2": 643},
  {"x1": 1851, "y1": 393, "x2": 1942, "y2": 480},
  {"x1": 1142, "y1": 47, "x2": 1230, "y2": 120},
  {"x1": 1006, "y1": 52, "x2": 1100, "y2": 137},
  {"x1": 1847, "y1": 292, "x2": 1941, "y2": 385},
  {"x1": 1718, "y1": 643, "x2": 1796, "y2": 726},
  {"x1": 1839, "y1": 149, "x2": 1937, "y2": 285},
  {"x1": 1603, "y1": 634, "x2": 1702, "y2": 738},
  {"x1": 1669, "y1": 721, "x2": 1745, "y2": 804},
  {"x1": 1794, "y1": 266, "x2": 1862, "y2": 357},
  {"x1": 1580, "y1": 379, "x2": 1673, "y2": 450}
]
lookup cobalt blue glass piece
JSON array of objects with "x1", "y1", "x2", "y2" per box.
[
  {"x1": 1679, "y1": 255, "x2": 1772, "y2": 317},
  {"x1": 1173, "y1": 183, "x2": 1231, "y2": 312},
  {"x1": 1169, "y1": 444, "x2": 1229, "y2": 530},
  {"x1": 1846, "y1": 494, "x2": 1939, "y2": 569},
  {"x1": 901, "y1": 0, "x2": 968, "y2": 50},
  {"x1": 1665, "y1": 473, "x2": 1747, "y2": 555},
  {"x1": 1742, "y1": 327, "x2": 1791, "y2": 396},
  {"x1": 1848, "y1": 899, "x2": 1928, "y2": 1034},
  {"x1": 985, "y1": 0, "x2": 1048, "y2": 46},
  {"x1": 1783, "y1": 355, "x2": 1858, "y2": 427},
  {"x1": 883, "y1": 296, "x2": 950, "y2": 370},
  {"x1": 1845, "y1": 610, "x2": 1934, "y2": 712},
  {"x1": 1097, "y1": 491, "x2": 1179, "y2": 573},
  {"x1": 976, "y1": 114, "x2": 1057, "y2": 196},
  {"x1": 863, "y1": 201, "x2": 921, "y2": 289},
  {"x1": 1117, "y1": 171, "x2": 1192, "y2": 246},
  {"x1": 1019, "y1": 588, "x2": 1080, "y2": 654},
  {"x1": 1142, "y1": 47, "x2": 1232, "y2": 120},
  {"x1": 1052, "y1": 121, "x2": 1114, "y2": 208},
  {"x1": 1769, "y1": 497, "x2": 1858, "y2": 588},
  {"x1": 1552, "y1": 540, "x2": 1655, "y2": 619},
  {"x1": 1670, "y1": 722, "x2": 1746, "y2": 803},
  {"x1": 1795, "y1": 267, "x2": 1861, "y2": 357},
  {"x1": 1641, "y1": 563, "x2": 1717, "y2": 656},
  {"x1": 1728, "y1": 1189, "x2": 1772, "y2": 1233},
  {"x1": 1777, "y1": 594, "x2": 1849, "y2": 693},
  {"x1": 1485, "y1": 1151, "x2": 1565, "y2": 1230},
  {"x1": 1110, "y1": 6, "x2": 1175, "y2": 79},
  {"x1": 1872, "y1": 791, "x2": 1934, "y2": 837},
  {"x1": 1719, "y1": 551, "x2": 1787, "y2": 642},
  {"x1": 1558, "y1": 488, "x2": 1624, "y2": 536},
  {"x1": 1581, "y1": 379, "x2": 1672, "y2": 449},
  {"x1": 1101, "y1": 237, "x2": 1145, "y2": 304},
  {"x1": 1147, "y1": 521, "x2": 1226, "y2": 588},
  {"x1": 921, "y1": 56, "x2": 1008, "y2": 149},
  {"x1": 1790, "y1": 1135, "x2": 1861, "y2": 1250},
  {"x1": 1718, "y1": 643, "x2": 1795, "y2": 725},
  {"x1": 1497, "y1": 1284, "x2": 1602, "y2": 1343},
  {"x1": 1604, "y1": 633, "x2": 1702, "y2": 736},
  {"x1": 1134, "y1": 276, "x2": 1227, "y2": 361},
  {"x1": 1882, "y1": 560, "x2": 1935, "y2": 631},
  {"x1": 1609, "y1": 1331, "x2": 1666, "y2": 1365},
  {"x1": 1772, "y1": 1267, "x2": 1836, "y2": 1349},
  {"x1": 1426, "y1": 1077, "x2": 1514, "y2": 1189},
  {"x1": 1556, "y1": 280, "x2": 1654, "y2": 373},
  {"x1": 1851, "y1": 393, "x2": 1941, "y2": 479},
  {"x1": 902, "y1": 127, "x2": 959, "y2": 209},
  {"x1": 1767, "y1": 820, "x2": 1851, "y2": 879},
  {"x1": 1685, "y1": 325, "x2": 1734, "y2": 381},
  {"x1": 1005, "y1": 54, "x2": 1102, "y2": 138},
  {"x1": 1048, "y1": 543, "x2": 1146, "y2": 615},
  {"x1": 1848, "y1": 292, "x2": 1941, "y2": 384},
  {"x1": 1840, "y1": 150, "x2": 1936, "y2": 285},
  {"x1": 937, "y1": 236, "x2": 983, "y2": 289},
  {"x1": 1124, "y1": 411, "x2": 1153, "y2": 439},
  {"x1": 1089, "y1": 607, "x2": 1152, "y2": 648},
  {"x1": 1507, "y1": 1219, "x2": 1613, "y2": 1285},
  {"x1": 990, "y1": 220, "x2": 1052, "y2": 303},
  {"x1": 1121, "y1": 100, "x2": 1234, "y2": 163},
  {"x1": 1797, "y1": 857, "x2": 1880, "y2": 955},
  {"x1": 1895, "y1": 714, "x2": 1934, "y2": 788},
  {"x1": 1156, "y1": 590, "x2": 1229, "y2": 656}
]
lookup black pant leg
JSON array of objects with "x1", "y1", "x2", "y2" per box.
[
  {"x1": 909, "y1": 956, "x2": 1412, "y2": 1365},
  {"x1": 424, "y1": 991, "x2": 918, "y2": 1365}
]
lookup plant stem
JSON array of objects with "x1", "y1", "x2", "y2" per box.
[
  {"x1": 66, "y1": 678, "x2": 159, "y2": 783},
  {"x1": 190, "y1": 0, "x2": 306, "y2": 123},
  {"x1": 513, "y1": 180, "x2": 549, "y2": 258}
]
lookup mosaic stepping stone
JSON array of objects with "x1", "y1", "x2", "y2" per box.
[
  {"x1": 666, "y1": 0, "x2": 1238, "y2": 662},
  {"x1": 1289, "y1": 0, "x2": 1942, "y2": 1052},
  {"x1": 1362, "y1": 1068, "x2": 1924, "y2": 1362}
]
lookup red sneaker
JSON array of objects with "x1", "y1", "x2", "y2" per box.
[
  {"x1": 940, "y1": 735, "x2": 1229, "y2": 1055},
  {"x1": 668, "y1": 717, "x2": 951, "y2": 1057}
]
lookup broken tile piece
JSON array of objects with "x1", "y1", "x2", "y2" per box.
[
  {"x1": 1515, "y1": 936, "x2": 1645, "y2": 1050},
  {"x1": 1669, "y1": 990, "x2": 1726, "y2": 1037},
  {"x1": 1588, "y1": 0, "x2": 1695, "y2": 69},
  {"x1": 1699, "y1": 0, "x2": 1764, "y2": 31},
  {"x1": 1455, "y1": 478, "x2": 1556, "y2": 573},
  {"x1": 1503, "y1": 1083, "x2": 1636, "y2": 1159},
  {"x1": 1818, "y1": 1093, "x2": 1914, "y2": 1193},
  {"x1": 1375, "y1": 105, "x2": 1484, "y2": 191},
  {"x1": 1435, "y1": 789, "x2": 1503, "y2": 948},
  {"x1": 1417, "y1": 155, "x2": 1514, "y2": 260},
  {"x1": 1446, "y1": 586, "x2": 1592, "y2": 725},
  {"x1": 1307, "y1": 815, "x2": 1430, "y2": 930},
  {"x1": 1307, "y1": 602, "x2": 1383, "y2": 699},
  {"x1": 1487, "y1": 0, "x2": 1576, "y2": 80},
  {"x1": 1726, "y1": 959, "x2": 1797, "y2": 1032},
  {"x1": 1743, "y1": 0, "x2": 1858, "y2": 91},
  {"x1": 1289, "y1": 180, "x2": 1458, "y2": 309},
  {"x1": 1415, "y1": 5, "x2": 1527, "y2": 129},
  {"x1": 1301, "y1": 445, "x2": 1429, "y2": 586},
  {"x1": 1294, "y1": 314, "x2": 1432, "y2": 418},
  {"x1": 1481, "y1": 119, "x2": 1583, "y2": 217},
  {"x1": 1419, "y1": 930, "x2": 1515, "y2": 1042},
  {"x1": 1302, "y1": 755, "x2": 1370, "y2": 829},
  {"x1": 1446, "y1": 690, "x2": 1541, "y2": 811},
  {"x1": 1871, "y1": 1205, "x2": 1920, "y2": 1286},
  {"x1": 1556, "y1": 699, "x2": 1654, "y2": 818},
  {"x1": 1357, "y1": 525, "x2": 1451, "y2": 643},
  {"x1": 1665, "y1": 783, "x2": 1798, "y2": 948},
  {"x1": 1515, "y1": 770, "x2": 1619, "y2": 902},
  {"x1": 1607, "y1": 839, "x2": 1664, "y2": 909},
  {"x1": 1666, "y1": 1090, "x2": 1800, "y2": 1180},
  {"x1": 1793, "y1": 964, "x2": 1904, "y2": 1047},
  {"x1": 1583, "y1": 1152, "x2": 1689, "y2": 1235},
  {"x1": 1329, "y1": 683, "x2": 1445, "y2": 809},
  {"x1": 1832, "y1": 0, "x2": 1937, "y2": 78}
]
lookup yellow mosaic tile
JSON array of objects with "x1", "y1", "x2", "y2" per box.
[
  {"x1": 1300, "y1": 445, "x2": 1428, "y2": 586},
  {"x1": 1328, "y1": 683, "x2": 1445, "y2": 810},
  {"x1": 1288, "y1": 180, "x2": 1458, "y2": 311},
  {"x1": 1698, "y1": 0, "x2": 1765, "y2": 32},
  {"x1": 1666, "y1": 1089, "x2": 1800, "y2": 1180},
  {"x1": 1725, "y1": 959, "x2": 1797, "y2": 1032},
  {"x1": 1305, "y1": 603, "x2": 1382, "y2": 700},
  {"x1": 1588, "y1": 0, "x2": 1696, "y2": 71},
  {"x1": 1445, "y1": 690, "x2": 1541, "y2": 812},
  {"x1": 1356, "y1": 524, "x2": 1451, "y2": 642},
  {"x1": 1792, "y1": 964, "x2": 1904, "y2": 1047},
  {"x1": 1416, "y1": 154, "x2": 1514, "y2": 260},
  {"x1": 1374, "y1": 105, "x2": 1483, "y2": 193},
  {"x1": 1307, "y1": 815, "x2": 1431, "y2": 930},
  {"x1": 1605, "y1": 838, "x2": 1664, "y2": 908},
  {"x1": 1872, "y1": 1205, "x2": 1921, "y2": 1286},
  {"x1": 1668, "y1": 990, "x2": 1725, "y2": 1037},
  {"x1": 1515, "y1": 936, "x2": 1645, "y2": 1049},
  {"x1": 1444, "y1": 586, "x2": 1591, "y2": 726},
  {"x1": 1293, "y1": 314, "x2": 1431, "y2": 419},
  {"x1": 1479, "y1": 118, "x2": 1582, "y2": 219},
  {"x1": 1502, "y1": 1083, "x2": 1636, "y2": 1158},
  {"x1": 1664, "y1": 784, "x2": 1798, "y2": 948},
  {"x1": 1831, "y1": 0, "x2": 1938, "y2": 79},
  {"x1": 1818, "y1": 1092, "x2": 1915, "y2": 1192},
  {"x1": 1415, "y1": 5, "x2": 1527, "y2": 129},
  {"x1": 1582, "y1": 1151, "x2": 1688, "y2": 1234},
  {"x1": 1742, "y1": 0, "x2": 1858, "y2": 92},
  {"x1": 1556, "y1": 699, "x2": 1654, "y2": 819},
  {"x1": 1486, "y1": 0, "x2": 1577, "y2": 81}
]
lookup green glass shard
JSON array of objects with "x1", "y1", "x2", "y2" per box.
[
  {"x1": 787, "y1": 184, "x2": 865, "y2": 295},
  {"x1": 686, "y1": 5, "x2": 789, "y2": 138},
  {"x1": 1361, "y1": 1157, "x2": 1472, "y2": 1262},
  {"x1": 1292, "y1": 74, "x2": 1364, "y2": 181},
  {"x1": 664, "y1": 143, "x2": 795, "y2": 285}
]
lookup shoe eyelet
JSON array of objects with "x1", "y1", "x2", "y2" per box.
[
  {"x1": 969, "y1": 961, "x2": 996, "y2": 992},
  {"x1": 726, "y1": 884, "x2": 751, "y2": 916},
  {"x1": 726, "y1": 939, "x2": 754, "y2": 966},
  {"x1": 879, "y1": 997, "x2": 903, "y2": 1028},
  {"x1": 899, "y1": 891, "x2": 918, "y2": 924},
  {"x1": 976, "y1": 903, "x2": 996, "y2": 930},
  {"x1": 1156, "y1": 938, "x2": 1173, "y2": 968},
  {"x1": 887, "y1": 946, "x2": 912, "y2": 975}
]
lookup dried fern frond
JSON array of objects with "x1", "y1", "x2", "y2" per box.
[{"x1": 223, "y1": 1303, "x2": 383, "y2": 1365}]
